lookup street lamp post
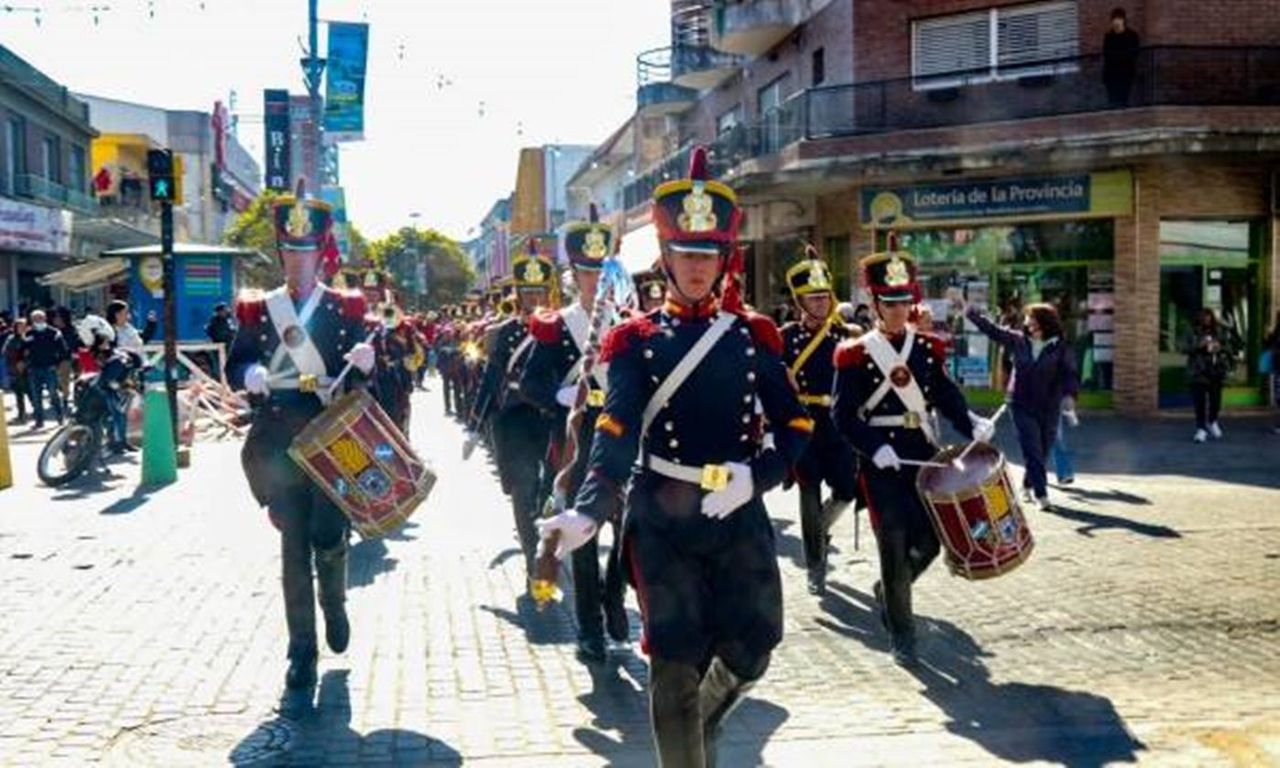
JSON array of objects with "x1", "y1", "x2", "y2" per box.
[{"x1": 302, "y1": 0, "x2": 326, "y2": 193}]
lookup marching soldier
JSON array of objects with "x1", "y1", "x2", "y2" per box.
[
  {"x1": 437, "y1": 308, "x2": 460, "y2": 416},
  {"x1": 831, "y1": 247, "x2": 994, "y2": 666},
  {"x1": 633, "y1": 267, "x2": 667, "y2": 313},
  {"x1": 519, "y1": 205, "x2": 629, "y2": 664},
  {"x1": 470, "y1": 240, "x2": 557, "y2": 578},
  {"x1": 780, "y1": 249, "x2": 861, "y2": 596},
  {"x1": 226, "y1": 187, "x2": 378, "y2": 689},
  {"x1": 537, "y1": 148, "x2": 813, "y2": 766}
]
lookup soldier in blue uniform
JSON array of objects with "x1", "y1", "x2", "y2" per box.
[
  {"x1": 518, "y1": 205, "x2": 628, "y2": 663},
  {"x1": 633, "y1": 267, "x2": 666, "y2": 313},
  {"x1": 779, "y1": 250, "x2": 862, "y2": 596},
  {"x1": 831, "y1": 248, "x2": 994, "y2": 666},
  {"x1": 537, "y1": 148, "x2": 814, "y2": 767},
  {"x1": 226, "y1": 190, "x2": 378, "y2": 689},
  {"x1": 470, "y1": 240, "x2": 557, "y2": 579}
]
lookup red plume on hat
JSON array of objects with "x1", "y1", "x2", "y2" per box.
[
  {"x1": 526, "y1": 237, "x2": 539, "y2": 256},
  {"x1": 321, "y1": 231, "x2": 341, "y2": 280},
  {"x1": 688, "y1": 145, "x2": 710, "y2": 181}
]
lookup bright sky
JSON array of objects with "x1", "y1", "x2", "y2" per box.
[{"x1": 1, "y1": 0, "x2": 668, "y2": 240}]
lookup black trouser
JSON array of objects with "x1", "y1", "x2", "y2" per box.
[
  {"x1": 794, "y1": 415, "x2": 857, "y2": 573},
  {"x1": 1105, "y1": 75, "x2": 1133, "y2": 107},
  {"x1": 1190, "y1": 380, "x2": 1223, "y2": 430},
  {"x1": 492, "y1": 406, "x2": 551, "y2": 568},
  {"x1": 273, "y1": 484, "x2": 349, "y2": 662},
  {"x1": 1012, "y1": 404, "x2": 1059, "y2": 499},
  {"x1": 861, "y1": 465, "x2": 940, "y2": 645}
]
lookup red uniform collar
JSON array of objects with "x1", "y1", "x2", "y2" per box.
[{"x1": 663, "y1": 296, "x2": 719, "y2": 320}]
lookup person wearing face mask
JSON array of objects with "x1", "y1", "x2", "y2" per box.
[
  {"x1": 966, "y1": 301, "x2": 1079, "y2": 509},
  {"x1": 832, "y1": 246, "x2": 988, "y2": 667},
  {"x1": 779, "y1": 248, "x2": 862, "y2": 596},
  {"x1": 225, "y1": 184, "x2": 378, "y2": 691},
  {"x1": 538, "y1": 148, "x2": 813, "y2": 767},
  {"x1": 22, "y1": 309, "x2": 70, "y2": 429}
]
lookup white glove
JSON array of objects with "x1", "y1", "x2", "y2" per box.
[
  {"x1": 534, "y1": 509, "x2": 598, "y2": 559},
  {"x1": 971, "y1": 415, "x2": 996, "y2": 443},
  {"x1": 243, "y1": 364, "x2": 270, "y2": 395},
  {"x1": 872, "y1": 444, "x2": 901, "y2": 471},
  {"x1": 1063, "y1": 409, "x2": 1080, "y2": 428},
  {"x1": 344, "y1": 342, "x2": 376, "y2": 374},
  {"x1": 555, "y1": 385, "x2": 578, "y2": 408},
  {"x1": 700, "y1": 461, "x2": 754, "y2": 520}
]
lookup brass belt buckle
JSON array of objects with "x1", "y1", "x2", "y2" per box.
[
  {"x1": 298, "y1": 374, "x2": 319, "y2": 393},
  {"x1": 586, "y1": 389, "x2": 605, "y2": 408},
  {"x1": 700, "y1": 464, "x2": 730, "y2": 492},
  {"x1": 903, "y1": 411, "x2": 921, "y2": 429}
]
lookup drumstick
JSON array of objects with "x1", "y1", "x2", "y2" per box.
[
  {"x1": 898, "y1": 458, "x2": 953, "y2": 469},
  {"x1": 954, "y1": 404, "x2": 1009, "y2": 469}
]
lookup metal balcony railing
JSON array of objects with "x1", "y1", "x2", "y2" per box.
[
  {"x1": 13, "y1": 173, "x2": 99, "y2": 213},
  {"x1": 622, "y1": 46, "x2": 1279, "y2": 209}
]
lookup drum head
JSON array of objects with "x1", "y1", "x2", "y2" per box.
[{"x1": 916, "y1": 442, "x2": 1002, "y2": 495}]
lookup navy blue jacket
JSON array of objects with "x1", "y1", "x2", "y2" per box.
[
  {"x1": 22, "y1": 326, "x2": 69, "y2": 368},
  {"x1": 967, "y1": 308, "x2": 1079, "y2": 412}
]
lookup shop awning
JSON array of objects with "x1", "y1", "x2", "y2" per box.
[
  {"x1": 617, "y1": 223, "x2": 660, "y2": 274},
  {"x1": 72, "y1": 216, "x2": 158, "y2": 250},
  {"x1": 36, "y1": 257, "x2": 129, "y2": 291}
]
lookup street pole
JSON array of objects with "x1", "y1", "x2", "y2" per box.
[
  {"x1": 303, "y1": 0, "x2": 326, "y2": 195},
  {"x1": 160, "y1": 199, "x2": 178, "y2": 446}
]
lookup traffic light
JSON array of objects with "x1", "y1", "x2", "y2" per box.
[{"x1": 147, "y1": 149, "x2": 175, "y2": 202}]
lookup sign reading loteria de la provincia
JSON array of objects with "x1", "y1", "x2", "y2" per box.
[{"x1": 860, "y1": 170, "x2": 1133, "y2": 229}]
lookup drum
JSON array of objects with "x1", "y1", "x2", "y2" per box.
[
  {"x1": 288, "y1": 389, "x2": 435, "y2": 538},
  {"x1": 915, "y1": 442, "x2": 1033, "y2": 580}
]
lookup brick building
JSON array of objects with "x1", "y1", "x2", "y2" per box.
[{"x1": 609, "y1": 0, "x2": 1279, "y2": 414}]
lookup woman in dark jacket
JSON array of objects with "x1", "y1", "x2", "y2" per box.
[
  {"x1": 967, "y1": 302, "x2": 1079, "y2": 510},
  {"x1": 1182, "y1": 308, "x2": 1237, "y2": 443}
]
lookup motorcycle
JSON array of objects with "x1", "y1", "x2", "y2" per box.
[{"x1": 37, "y1": 359, "x2": 144, "y2": 487}]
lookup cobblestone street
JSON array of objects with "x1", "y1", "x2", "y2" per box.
[{"x1": 0, "y1": 389, "x2": 1277, "y2": 766}]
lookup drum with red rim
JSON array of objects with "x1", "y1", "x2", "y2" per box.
[
  {"x1": 288, "y1": 390, "x2": 434, "y2": 538},
  {"x1": 916, "y1": 442, "x2": 1033, "y2": 580}
]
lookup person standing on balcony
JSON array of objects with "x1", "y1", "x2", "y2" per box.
[{"x1": 1102, "y1": 7, "x2": 1141, "y2": 108}]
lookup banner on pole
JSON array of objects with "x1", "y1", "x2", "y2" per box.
[
  {"x1": 263, "y1": 89, "x2": 292, "y2": 191},
  {"x1": 324, "y1": 22, "x2": 369, "y2": 142}
]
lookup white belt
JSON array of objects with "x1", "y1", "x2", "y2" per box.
[
  {"x1": 867, "y1": 412, "x2": 926, "y2": 429},
  {"x1": 270, "y1": 375, "x2": 334, "y2": 391},
  {"x1": 646, "y1": 455, "x2": 734, "y2": 492}
]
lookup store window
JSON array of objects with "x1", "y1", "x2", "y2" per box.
[
  {"x1": 1157, "y1": 220, "x2": 1266, "y2": 407},
  {"x1": 886, "y1": 220, "x2": 1115, "y2": 402}
]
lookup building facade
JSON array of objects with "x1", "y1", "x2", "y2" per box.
[{"x1": 600, "y1": 0, "x2": 1279, "y2": 414}]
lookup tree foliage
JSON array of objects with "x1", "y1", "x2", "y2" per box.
[
  {"x1": 368, "y1": 227, "x2": 474, "y2": 310},
  {"x1": 222, "y1": 190, "x2": 284, "y2": 289}
]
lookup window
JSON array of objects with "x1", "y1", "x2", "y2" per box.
[
  {"x1": 68, "y1": 146, "x2": 86, "y2": 193},
  {"x1": 912, "y1": 1, "x2": 1079, "y2": 89},
  {"x1": 757, "y1": 74, "x2": 792, "y2": 154},
  {"x1": 5, "y1": 118, "x2": 25, "y2": 192},
  {"x1": 716, "y1": 105, "x2": 742, "y2": 136},
  {"x1": 42, "y1": 136, "x2": 61, "y2": 184},
  {"x1": 812, "y1": 47, "x2": 826, "y2": 86}
]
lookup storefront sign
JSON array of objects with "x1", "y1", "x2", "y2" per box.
[
  {"x1": 860, "y1": 171, "x2": 1132, "y2": 229},
  {"x1": 0, "y1": 197, "x2": 72, "y2": 255},
  {"x1": 323, "y1": 22, "x2": 369, "y2": 142},
  {"x1": 263, "y1": 89, "x2": 292, "y2": 191}
]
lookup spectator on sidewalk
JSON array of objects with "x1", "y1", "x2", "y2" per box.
[
  {"x1": 107, "y1": 300, "x2": 147, "y2": 354},
  {"x1": 51, "y1": 307, "x2": 81, "y2": 408},
  {"x1": 23, "y1": 309, "x2": 69, "y2": 429},
  {"x1": 1183, "y1": 308, "x2": 1237, "y2": 443},
  {"x1": 1264, "y1": 311, "x2": 1280, "y2": 435},
  {"x1": 205, "y1": 302, "x2": 237, "y2": 348},
  {"x1": 1102, "y1": 7, "x2": 1140, "y2": 107},
  {"x1": 2, "y1": 317, "x2": 31, "y2": 424},
  {"x1": 966, "y1": 301, "x2": 1079, "y2": 510}
]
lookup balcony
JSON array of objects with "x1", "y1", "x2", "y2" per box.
[
  {"x1": 12, "y1": 173, "x2": 99, "y2": 214},
  {"x1": 798, "y1": 46, "x2": 1280, "y2": 140},
  {"x1": 637, "y1": 47, "x2": 698, "y2": 116},
  {"x1": 671, "y1": 43, "x2": 743, "y2": 91},
  {"x1": 710, "y1": 0, "x2": 831, "y2": 56}
]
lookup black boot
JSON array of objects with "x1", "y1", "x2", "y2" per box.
[
  {"x1": 281, "y1": 522, "x2": 319, "y2": 690},
  {"x1": 649, "y1": 658, "x2": 704, "y2": 768},
  {"x1": 798, "y1": 487, "x2": 827, "y2": 596},
  {"x1": 572, "y1": 538, "x2": 606, "y2": 664},
  {"x1": 699, "y1": 657, "x2": 757, "y2": 768},
  {"x1": 285, "y1": 646, "x2": 318, "y2": 689},
  {"x1": 576, "y1": 632, "x2": 606, "y2": 665},
  {"x1": 602, "y1": 539, "x2": 629, "y2": 643},
  {"x1": 315, "y1": 544, "x2": 350, "y2": 654}
]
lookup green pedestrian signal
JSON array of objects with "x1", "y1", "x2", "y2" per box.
[{"x1": 147, "y1": 148, "x2": 175, "y2": 202}]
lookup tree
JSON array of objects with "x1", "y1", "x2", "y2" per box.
[
  {"x1": 223, "y1": 190, "x2": 284, "y2": 289},
  {"x1": 368, "y1": 227, "x2": 474, "y2": 310}
]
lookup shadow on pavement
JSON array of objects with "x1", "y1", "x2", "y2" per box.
[
  {"x1": 907, "y1": 617, "x2": 1146, "y2": 767},
  {"x1": 97, "y1": 486, "x2": 154, "y2": 516},
  {"x1": 1046, "y1": 504, "x2": 1182, "y2": 539},
  {"x1": 1055, "y1": 485, "x2": 1152, "y2": 506},
  {"x1": 572, "y1": 656, "x2": 653, "y2": 766},
  {"x1": 348, "y1": 536, "x2": 398, "y2": 589},
  {"x1": 487, "y1": 547, "x2": 524, "y2": 570},
  {"x1": 814, "y1": 581, "x2": 892, "y2": 652},
  {"x1": 771, "y1": 518, "x2": 808, "y2": 571},
  {"x1": 233, "y1": 670, "x2": 461, "y2": 766},
  {"x1": 479, "y1": 593, "x2": 577, "y2": 646}
]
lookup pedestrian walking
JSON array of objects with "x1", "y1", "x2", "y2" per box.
[
  {"x1": 541, "y1": 148, "x2": 814, "y2": 766},
  {"x1": 2, "y1": 317, "x2": 31, "y2": 424},
  {"x1": 1183, "y1": 308, "x2": 1236, "y2": 443},
  {"x1": 1262, "y1": 311, "x2": 1280, "y2": 434},
  {"x1": 833, "y1": 248, "x2": 992, "y2": 667},
  {"x1": 225, "y1": 188, "x2": 378, "y2": 690},
  {"x1": 966, "y1": 302, "x2": 1079, "y2": 509},
  {"x1": 23, "y1": 309, "x2": 70, "y2": 429},
  {"x1": 107, "y1": 300, "x2": 147, "y2": 355},
  {"x1": 780, "y1": 249, "x2": 860, "y2": 596}
]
